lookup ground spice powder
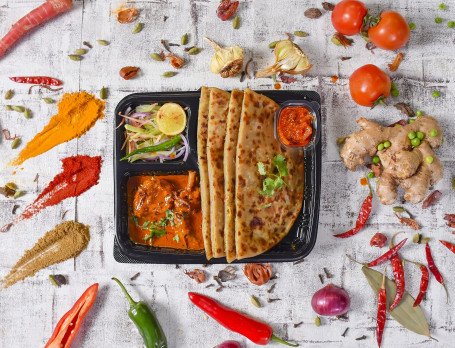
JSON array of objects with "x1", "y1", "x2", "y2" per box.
[
  {"x1": 2, "y1": 221, "x2": 90, "y2": 288},
  {"x1": 1, "y1": 155, "x2": 101, "y2": 232},
  {"x1": 10, "y1": 91, "x2": 105, "y2": 166}
]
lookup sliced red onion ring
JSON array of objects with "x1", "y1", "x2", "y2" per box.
[
  {"x1": 180, "y1": 134, "x2": 189, "y2": 162},
  {"x1": 129, "y1": 112, "x2": 152, "y2": 118}
]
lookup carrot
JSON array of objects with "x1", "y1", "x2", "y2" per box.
[{"x1": 0, "y1": 0, "x2": 73, "y2": 57}]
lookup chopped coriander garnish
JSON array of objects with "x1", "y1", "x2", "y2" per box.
[
  {"x1": 173, "y1": 234, "x2": 180, "y2": 243},
  {"x1": 143, "y1": 228, "x2": 166, "y2": 241},
  {"x1": 142, "y1": 220, "x2": 151, "y2": 229},
  {"x1": 263, "y1": 203, "x2": 272, "y2": 208},
  {"x1": 129, "y1": 214, "x2": 139, "y2": 227},
  {"x1": 258, "y1": 154, "x2": 290, "y2": 197}
]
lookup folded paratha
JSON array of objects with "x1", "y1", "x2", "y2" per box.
[
  {"x1": 207, "y1": 88, "x2": 231, "y2": 258},
  {"x1": 223, "y1": 90, "x2": 244, "y2": 263},
  {"x1": 235, "y1": 88, "x2": 304, "y2": 260},
  {"x1": 197, "y1": 86, "x2": 212, "y2": 260}
]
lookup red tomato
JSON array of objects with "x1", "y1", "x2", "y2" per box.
[
  {"x1": 331, "y1": 0, "x2": 368, "y2": 36},
  {"x1": 368, "y1": 11, "x2": 411, "y2": 50},
  {"x1": 349, "y1": 65, "x2": 391, "y2": 107}
]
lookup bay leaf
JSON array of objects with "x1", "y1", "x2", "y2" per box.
[{"x1": 362, "y1": 266, "x2": 431, "y2": 338}]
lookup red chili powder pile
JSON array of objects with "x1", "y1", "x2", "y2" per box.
[{"x1": 1, "y1": 155, "x2": 102, "y2": 232}]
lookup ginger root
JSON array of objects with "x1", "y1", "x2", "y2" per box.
[{"x1": 340, "y1": 116, "x2": 443, "y2": 204}]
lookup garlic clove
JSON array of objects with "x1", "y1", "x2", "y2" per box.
[{"x1": 204, "y1": 37, "x2": 244, "y2": 78}]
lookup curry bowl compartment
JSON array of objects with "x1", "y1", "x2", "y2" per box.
[{"x1": 114, "y1": 90, "x2": 321, "y2": 264}]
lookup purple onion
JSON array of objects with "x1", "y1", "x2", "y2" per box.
[
  {"x1": 181, "y1": 134, "x2": 189, "y2": 162},
  {"x1": 129, "y1": 112, "x2": 152, "y2": 118},
  {"x1": 311, "y1": 284, "x2": 350, "y2": 316},
  {"x1": 215, "y1": 341, "x2": 243, "y2": 348}
]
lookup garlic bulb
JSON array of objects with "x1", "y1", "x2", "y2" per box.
[
  {"x1": 204, "y1": 37, "x2": 244, "y2": 78},
  {"x1": 256, "y1": 40, "x2": 312, "y2": 78}
]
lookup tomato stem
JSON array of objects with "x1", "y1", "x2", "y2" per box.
[{"x1": 371, "y1": 95, "x2": 388, "y2": 109}]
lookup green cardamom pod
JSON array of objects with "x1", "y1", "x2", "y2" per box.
[
  {"x1": 150, "y1": 53, "x2": 163, "y2": 61},
  {"x1": 331, "y1": 37, "x2": 343, "y2": 46},
  {"x1": 336, "y1": 137, "x2": 346, "y2": 145},
  {"x1": 74, "y1": 48, "x2": 87, "y2": 55},
  {"x1": 24, "y1": 108, "x2": 31, "y2": 119},
  {"x1": 268, "y1": 41, "x2": 278, "y2": 49},
  {"x1": 4, "y1": 105, "x2": 13, "y2": 111},
  {"x1": 250, "y1": 295, "x2": 261, "y2": 308},
  {"x1": 6, "y1": 182, "x2": 17, "y2": 190},
  {"x1": 11, "y1": 138, "x2": 20, "y2": 149},
  {"x1": 43, "y1": 98, "x2": 54, "y2": 104},
  {"x1": 294, "y1": 30, "x2": 308, "y2": 37},
  {"x1": 162, "y1": 71, "x2": 176, "y2": 78},
  {"x1": 412, "y1": 233, "x2": 421, "y2": 244},
  {"x1": 100, "y1": 87, "x2": 107, "y2": 100},
  {"x1": 315, "y1": 316, "x2": 321, "y2": 327},
  {"x1": 187, "y1": 47, "x2": 201, "y2": 55},
  {"x1": 393, "y1": 206, "x2": 406, "y2": 213},
  {"x1": 4, "y1": 89, "x2": 13, "y2": 100},
  {"x1": 12, "y1": 106, "x2": 25, "y2": 112},
  {"x1": 13, "y1": 190, "x2": 23, "y2": 199},
  {"x1": 233, "y1": 16, "x2": 240, "y2": 29},
  {"x1": 68, "y1": 54, "x2": 82, "y2": 61},
  {"x1": 96, "y1": 40, "x2": 109, "y2": 46},
  {"x1": 421, "y1": 237, "x2": 431, "y2": 244},
  {"x1": 132, "y1": 23, "x2": 143, "y2": 34},
  {"x1": 181, "y1": 33, "x2": 188, "y2": 45}
]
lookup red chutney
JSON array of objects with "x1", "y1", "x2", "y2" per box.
[
  {"x1": 278, "y1": 106, "x2": 313, "y2": 146},
  {"x1": 127, "y1": 173, "x2": 204, "y2": 251}
]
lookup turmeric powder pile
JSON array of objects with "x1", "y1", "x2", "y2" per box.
[{"x1": 10, "y1": 91, "x2": 105, "y2": 166}]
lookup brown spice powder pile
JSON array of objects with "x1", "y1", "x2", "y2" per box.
[{"x1": 2, "y1": 221, "x2": 90, "y2": 288}]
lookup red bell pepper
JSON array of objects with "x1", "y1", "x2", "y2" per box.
[
  {"x1": 188, "y1": 292, "x2": 298, "y2": 346},
  {"x1": 45, "y1": 283, "x2": 99, "y2": 348}
]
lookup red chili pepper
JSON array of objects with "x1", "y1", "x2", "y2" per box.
[
  {"x1": 333, "y1": 184, "x2": 372, "y2": 238},
  {"x1": 405, "y1": 259, "x2": 429, "y2": 307},
  {"x1": 346, "y1": 238, "x2": 408, "y2": 267},
  {"x1": 389, "y1": 233, "x2": 405, "y2": 311},
  {"x1": 217, "y1": 0, "x2": 239, "y2": 21},
  {"x1": 376, "y1": 266, "x2": 388, "y2": 348},
  {"x1": 425, "y1": 243, "x2": 449, "y2": 303},
  {"x1": 188, "y1": 292, "x2": 298, "y2": 346},
  {"x1": 45, "y1": 283, "x2": 98, "y2": 348},
  {"x1": 440, "y1": 240, "x2": 455, "y2": 254},
  {"x1": 9, "y1": 76, "x2": 62, "y2": 86}
]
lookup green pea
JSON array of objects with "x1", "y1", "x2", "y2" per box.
[
  {"x1": 439, "y1": 3, "x2": 446, "y2": 10},
  {"x1": 408, "y1": 131, "x2": 417, "y2": 140},
  {"x1": 372, "y1": 156, "x2": 380, "y2": 164},
  {"x1": 367, "y1": 172, "x2": 375, "y2": 179},
  {"x1": 411, "y1": 138, "x2": 421, "y2": 146},
  {"x1": 416, "y1": 110, "x2": 422, "y2": 116},
  {"x1": 391, "y1": 83, "x2": 397, "y2": 90},
  {"x1": 417, "y1": 131, "x2": 424, "y2": 140},
  {"x1": 377, "y1": 143, "x2": 384, "y2": 151},
  {"x1": 391, "y1": 89, "x2": 399, "y2": 97},
  {"x1": 384, "y1": 141, "x2": 391, "y2": 148},
  {"x1": 435, "y1": 17, "x2": 443, "y2": 23},
  {"x1": 430, "y1": 129, "x2": 438, "y2": 137},
  {"x1": 425, "y1": 156, "x2": 434, "y2": 164},
  {"x1": 409, "y1": 23, "x2": 416, "y2": 30},
  {"x1": 432, "y1": 91, "x2": 440, "y2": 98},
  {"x1": 409, "y1": 119, "x2": 415, "y2": 124},
  {"x1": 449, "y1": 21, "x2": 455, "y2": 28}
]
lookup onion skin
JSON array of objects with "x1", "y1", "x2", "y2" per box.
[
  {"x1": 311, "y1": 284, "x2": 350, "y2": 316},
  {"x1": 216, "y1": 341, "x2": 243, "y2": 348}
]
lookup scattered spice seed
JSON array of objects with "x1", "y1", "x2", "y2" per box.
[
  {"x1": 388, "y1": 52, "x2": 403, "y2": 72},
  {"x1": 340, "y1": 56, "x2": 352, "y2": 61},
  {"x1": 168, "y1": 43, "x2": 180, "y2": 47},
  {"x1": 315, "y1": 316, "x2": 321, "y2": 327},
  {"x1": 318, "y1": 274, "x2": 324, "y2": 284},
  {"x1": 216, "y1": 286, "x2": 223, "y2": 292},
  {"x1": 323, "y1": 268, "x2": 332, "y2": 278},
  {"x1": 239, "y1": 71, "x2": 246, "y2": 82},
  {"x1": 163, "y1": 16, "x2": 168, "y2": 22},
  {"x1": 130, "y1": 272, "x2": 140, "y2": 281},
  {"x1": 74, "y1": 48, "x2": 87, "y2": 55},
  {"x1": 293, "y1": 259, "x2": 304, "y2": 265},
  {"x1": 337, "y1": 137, "x2": 346, "y2": 145},
  {"x1": 244, "y1": 58, "x2": 253, "y2": 79},
  {"x1": 175, "y1": 264, "x2": 180, "y2": 269},
  {"x1": 233, "y1": 15, "x2": 240, "y2": 29},
  {"x1": 12, "y1": 204, "x2": 19, "y2": 215},
  {"x1": 267, "y1": 298, "x2": 281, "y2": 303},
  {"x1": 294, "y1": 30, "x2": 308, "y2": 37},
  {"x1": 4, "y1": 89, "x2": 13, "y2": 100},
  {"x1": 24, "y1": 109, "x2": 31, "y2": 119},
  {"x1": 33, "y1": 173, "x2": 39, "y2": 182},
  {"x1": 68, "y1": 54, "x2": 82, "y2": 61},
  {"x1": 96, "y1": 40, "x2": 109, "y2": 46},
  {"x1": 11, "y1": 138, "x2": 20, "y2": 149},
  {"x1": 181, "y1": 33, "x2": 188, "y2": 45},
  {"x1": 356, "y1": 335, "x2": 367, "y2": 340},
  {"x1": 61, "y1": 210, "x2": 68, "y2": 219},
  {"x1": 83, "y1": 41, "x2": 92, "y2": 48},
  {"x1": 304, "y1": 8, "x2": 323, "y2": 18},
  {"x1": 341, "y1": 327, "x2": 349, "y2": 337},
  {"x1": 213, "y1": 275, "x2": 223, "y2": 287},
  {"x1": 162, "y1": 71, "x2": 176, "y2": 78},
  {"x1": 267, "y1": 283, "x2": 276, "y2": 293},
  {"x1": 132, "y1": 23, "x2": 143, "y2": 34},
  {"x1": 205, "y1": 284, "x2": 214, "y2": 288},
  {"x1": 293, "y1": 321, "x2": 303, "y2": 328},
  {"x1": 12, "y1": 105, "x2": 25, "y2": 112},
  {"x1": 43, "y1": 97, "x2": 54, "y2": 104},
  {"x1": 150, "y1": 53, "x2": 164, "y2": 61},
  {"x1": 322, "y1": 2, "x2": 335, "y2": 11},
  {"x1": 100, "y1": 87, "x2": 107, "y2": 100},
  {"x1": 268, "y1": 41, "x2": 278, "y2": 49},
  {"x1": 250, "y1": 295, "x2": 261, "y2": 308},
  {"x1": 187, "y1": 47, "x2": 201, "y2": 55}
]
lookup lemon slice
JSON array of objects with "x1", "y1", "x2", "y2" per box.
[{"x1": 156, "y1": 103, "x2": 187, "y2": 135}]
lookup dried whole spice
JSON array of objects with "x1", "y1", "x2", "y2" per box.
[
  {"x1": 217, "y1": 0, "x2": 239, "y2": 21},
  {"x1": 395, "y1": 213, "x2": 420, "y2": 230},
  {"x1": 366, "y1": 42, "x2": 377, "y2": 52},
  {"x1": 244, "y1": 58, "x2": 253, "y2": 79},
  {"x1": 322, "y1": 2, "x2": 335, "y2": 11},
  {"x1": 389, "y1": 53, "x2": 404, "y2": 72},
  {"x1": 244, "y1": 263, "x2": 272, "y2": 286},
  {"x1": 161, "y1": 40, "x2": 184, "y2": 69},
  {"x1": 279, "y1": 72, "x2": 297, "y2": 84},
  {"x1": 117, "y1": 7, "x2": 138, "y2": 24},
  {"x1": 340, "y1": 56, "x2": 352, "y2": 61},
  {"x1": 185, "y1": 269, "x2": 206, "y2": 283},
  {"x1": 304, "y1": 8, "x2": 323, "y2": 18},
  {"x1": 120, "y1": 66, "x2": 140, "y2": 80},
  {"x1": 218, "y1": 266, "x2": 237, "y2": 282},
  {"x1": 82, "y1": 41, "x2": 92, "y2": 48},
  {"x1": 422, "y1": 190, "x2": 442, "y2": 209},
  {"x1": 333, "y1": 32, "x2": 352, "y2": 48},
  {"x1": 370, "y1": 233, "x2": 387, "y2": 248},
  {"x1": 394, "y1": 103, "x2": 414, "y2": 118},
  {"x1": 28, "y1": 84, "x2": 63, "y2": 94},
  {"x1": 444, "y1": 214, "x2": 455, "y2": 228}
]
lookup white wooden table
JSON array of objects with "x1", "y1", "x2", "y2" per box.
[{"x1": 1, "y1": 1, "x2": 454, "y2": 347}]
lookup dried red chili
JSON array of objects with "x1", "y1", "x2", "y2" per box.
[
  {"x1": 370, "y1": 233, "x2": 387, "y2": 248},
  {"x1": 405, "y1": 259, "x2": 429, "y2": 307},
  {"x1": 422, "y1": 190, "x2": 442, "y2": 209},
  {"x1": 389, "y1": 233, "x2": 405, "y2": 311},
  {"x1": 9, "y1": 76, "x2": 62, "y2": 86},
  {"x1": 117, "y1": 8, "x2": 138, "y2": 23},
  {"x1": 425, "y1": 243, "x2": 449, "y2": 302},
  {"x1": 440, "y1": 240, "x2": 455, "y2": 254},
  {"x1": 120, "y1": 66, "x2": 140, "y2": 80},
  {"x1": 376, "y1": 266, "x2": 388, "y2": 348},
  {"x1": 333, "y1": 183, "x2": 372, "y2": 238},
  {"x1": 347, "y1": 238, "x2": 408, "y2": 267},
  {"x1": 217, "y1": 0, "x2": 239, "y2": 21}
]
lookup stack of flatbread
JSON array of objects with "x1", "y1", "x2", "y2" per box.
[{"x1": 197, "y1": 87, "x2": 304, "y2": 262}]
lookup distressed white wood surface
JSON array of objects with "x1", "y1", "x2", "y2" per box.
[{"x1": 0, "y1": 0, "x2": 454, "y2": 347}]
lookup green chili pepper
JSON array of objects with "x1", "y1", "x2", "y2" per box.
[
  {"x1": 120, "y1": 135, "x2": 182, "y2": 161},
  {"x1": 112, "y1": 278, "x2": 167, "y2": 348}
]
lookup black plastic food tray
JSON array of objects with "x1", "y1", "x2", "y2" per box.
[{"x1": 114, "y1": 90, "x2": 321, "y2": 264}]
